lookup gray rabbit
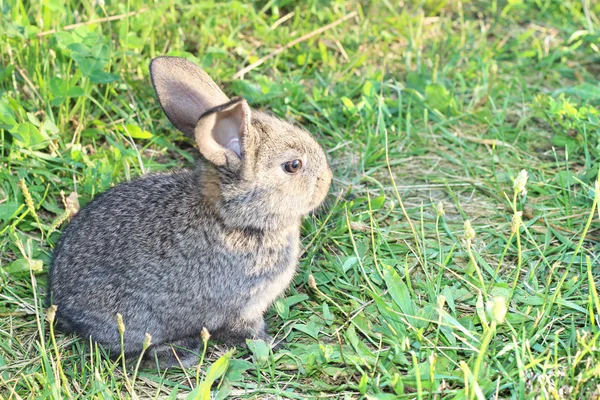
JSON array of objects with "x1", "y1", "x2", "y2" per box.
[{"x1": 47, "y1": 57, "x2": 332, "y2": 368}]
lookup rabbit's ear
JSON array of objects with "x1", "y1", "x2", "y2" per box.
[
  {"x1": 150, "y1": 57, "x2": 229, "y2": 137},
  {"x1": 195, "y1": 97, "x2": 252, "y2": 170}
]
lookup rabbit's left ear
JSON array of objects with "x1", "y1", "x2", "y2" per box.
[
  {"x1": 194, "y1": 97, "x2": 253, "y2": 171},
  {"x1": 150, "y1": 57, "x2": 230, "y2": 137}
]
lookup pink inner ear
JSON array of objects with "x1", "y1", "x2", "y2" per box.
[
  {"x1": 227, "y1": 138, "x2": 241, "y2": 157},
  {"x1": 211, "y1": 104, "x2": 247, "y2": 159},
  {"x1": 195, "y1": 98, "x2": 250, "y2": 167}
]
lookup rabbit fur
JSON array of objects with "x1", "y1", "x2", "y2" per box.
[{"x1": 47, "y1": 57, "x2": 332, "y2": 368}]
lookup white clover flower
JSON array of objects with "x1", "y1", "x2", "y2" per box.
[
  {"x1": 437, "y1": 295, "x2": 446, "y2": 309},
  {"x1": 464, "y1": 220, "x2": 476, "y2": 241},
  {"x1": 116, "y1": 313, "x2": 125, "y2": 334},
  {"x1": 436, "y1": 201, "x2": 445, "y2": 217},
  {"x1": 490, "y1": 62, "x2": 498, "y2": 77},
  {"x1": 513, "y1": 169, "x2": 528, "y2": 196},
  {"x1": 486, "y1": 296, "x2": 508, "y2": 324},
  {"x1": 201, "y1": 327, "x2": 211, "y2": 342},
  {"x1": 143, "y1": 333, "x2": 152, "y2": 350},
  {"x1": 47, "y1": 305, "x2": 57, "y2": 324},
  {"x1": 511, "y1": 211, "x2": 522, "y2": 234},
  {"x1": 308, "y1": 274, "x2": 317, "y2": 290}
]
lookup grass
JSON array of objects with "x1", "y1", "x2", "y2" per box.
[{"x1": 1, "y1": 0, "x2": 600, "y2": 398}]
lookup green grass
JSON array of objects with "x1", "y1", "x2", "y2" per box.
[{"x1": 2, "y1": 0, "x2": 600, "y2": 398}]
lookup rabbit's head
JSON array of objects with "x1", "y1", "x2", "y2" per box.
[{"x1": 150, "y1": 57, "x2": 332, "y2": 231}]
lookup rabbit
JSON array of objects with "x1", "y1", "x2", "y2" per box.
[{"x1": 47, "y1": 56, "x2": 332, "y2": 368}]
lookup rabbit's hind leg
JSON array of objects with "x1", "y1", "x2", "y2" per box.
[
  {"x1": 143, "y1": 337, "x2": 202, "y2": 369},
  {"x1": 212, "y1": 317, "x2": 273, "y2": 346}
]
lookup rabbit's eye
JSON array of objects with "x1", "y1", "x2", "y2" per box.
[{"x1": 283, "y1": 159, "x2": 302, "y2": 174}]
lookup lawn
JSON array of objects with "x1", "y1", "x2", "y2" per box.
[{"x1": 1, "y1": 0, "x2": 600, "y2": 398}]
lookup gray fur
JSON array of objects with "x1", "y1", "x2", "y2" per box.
[{"x1": 47, "y1": 57, "x2": 332, "y2": 368}]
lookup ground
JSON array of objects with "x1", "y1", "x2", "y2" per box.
[{"x1": 1, "y1": 0, "x2": 600, "y2": 398}]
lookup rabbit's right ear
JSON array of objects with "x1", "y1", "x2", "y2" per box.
[
  {"x1": 150, "y1": 57, "x2": 230, "y2": 137},
  {"x1": 194, "y1": 97, "x2": 252, "y2": 172}
]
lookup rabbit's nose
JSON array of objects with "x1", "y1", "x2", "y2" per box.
[
  {"x1": 316, "y1": 170, "x2": 332, "y2": 194},
  {"x1": 321, "y1": 168, "x2": 333, "y2": 184}
]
